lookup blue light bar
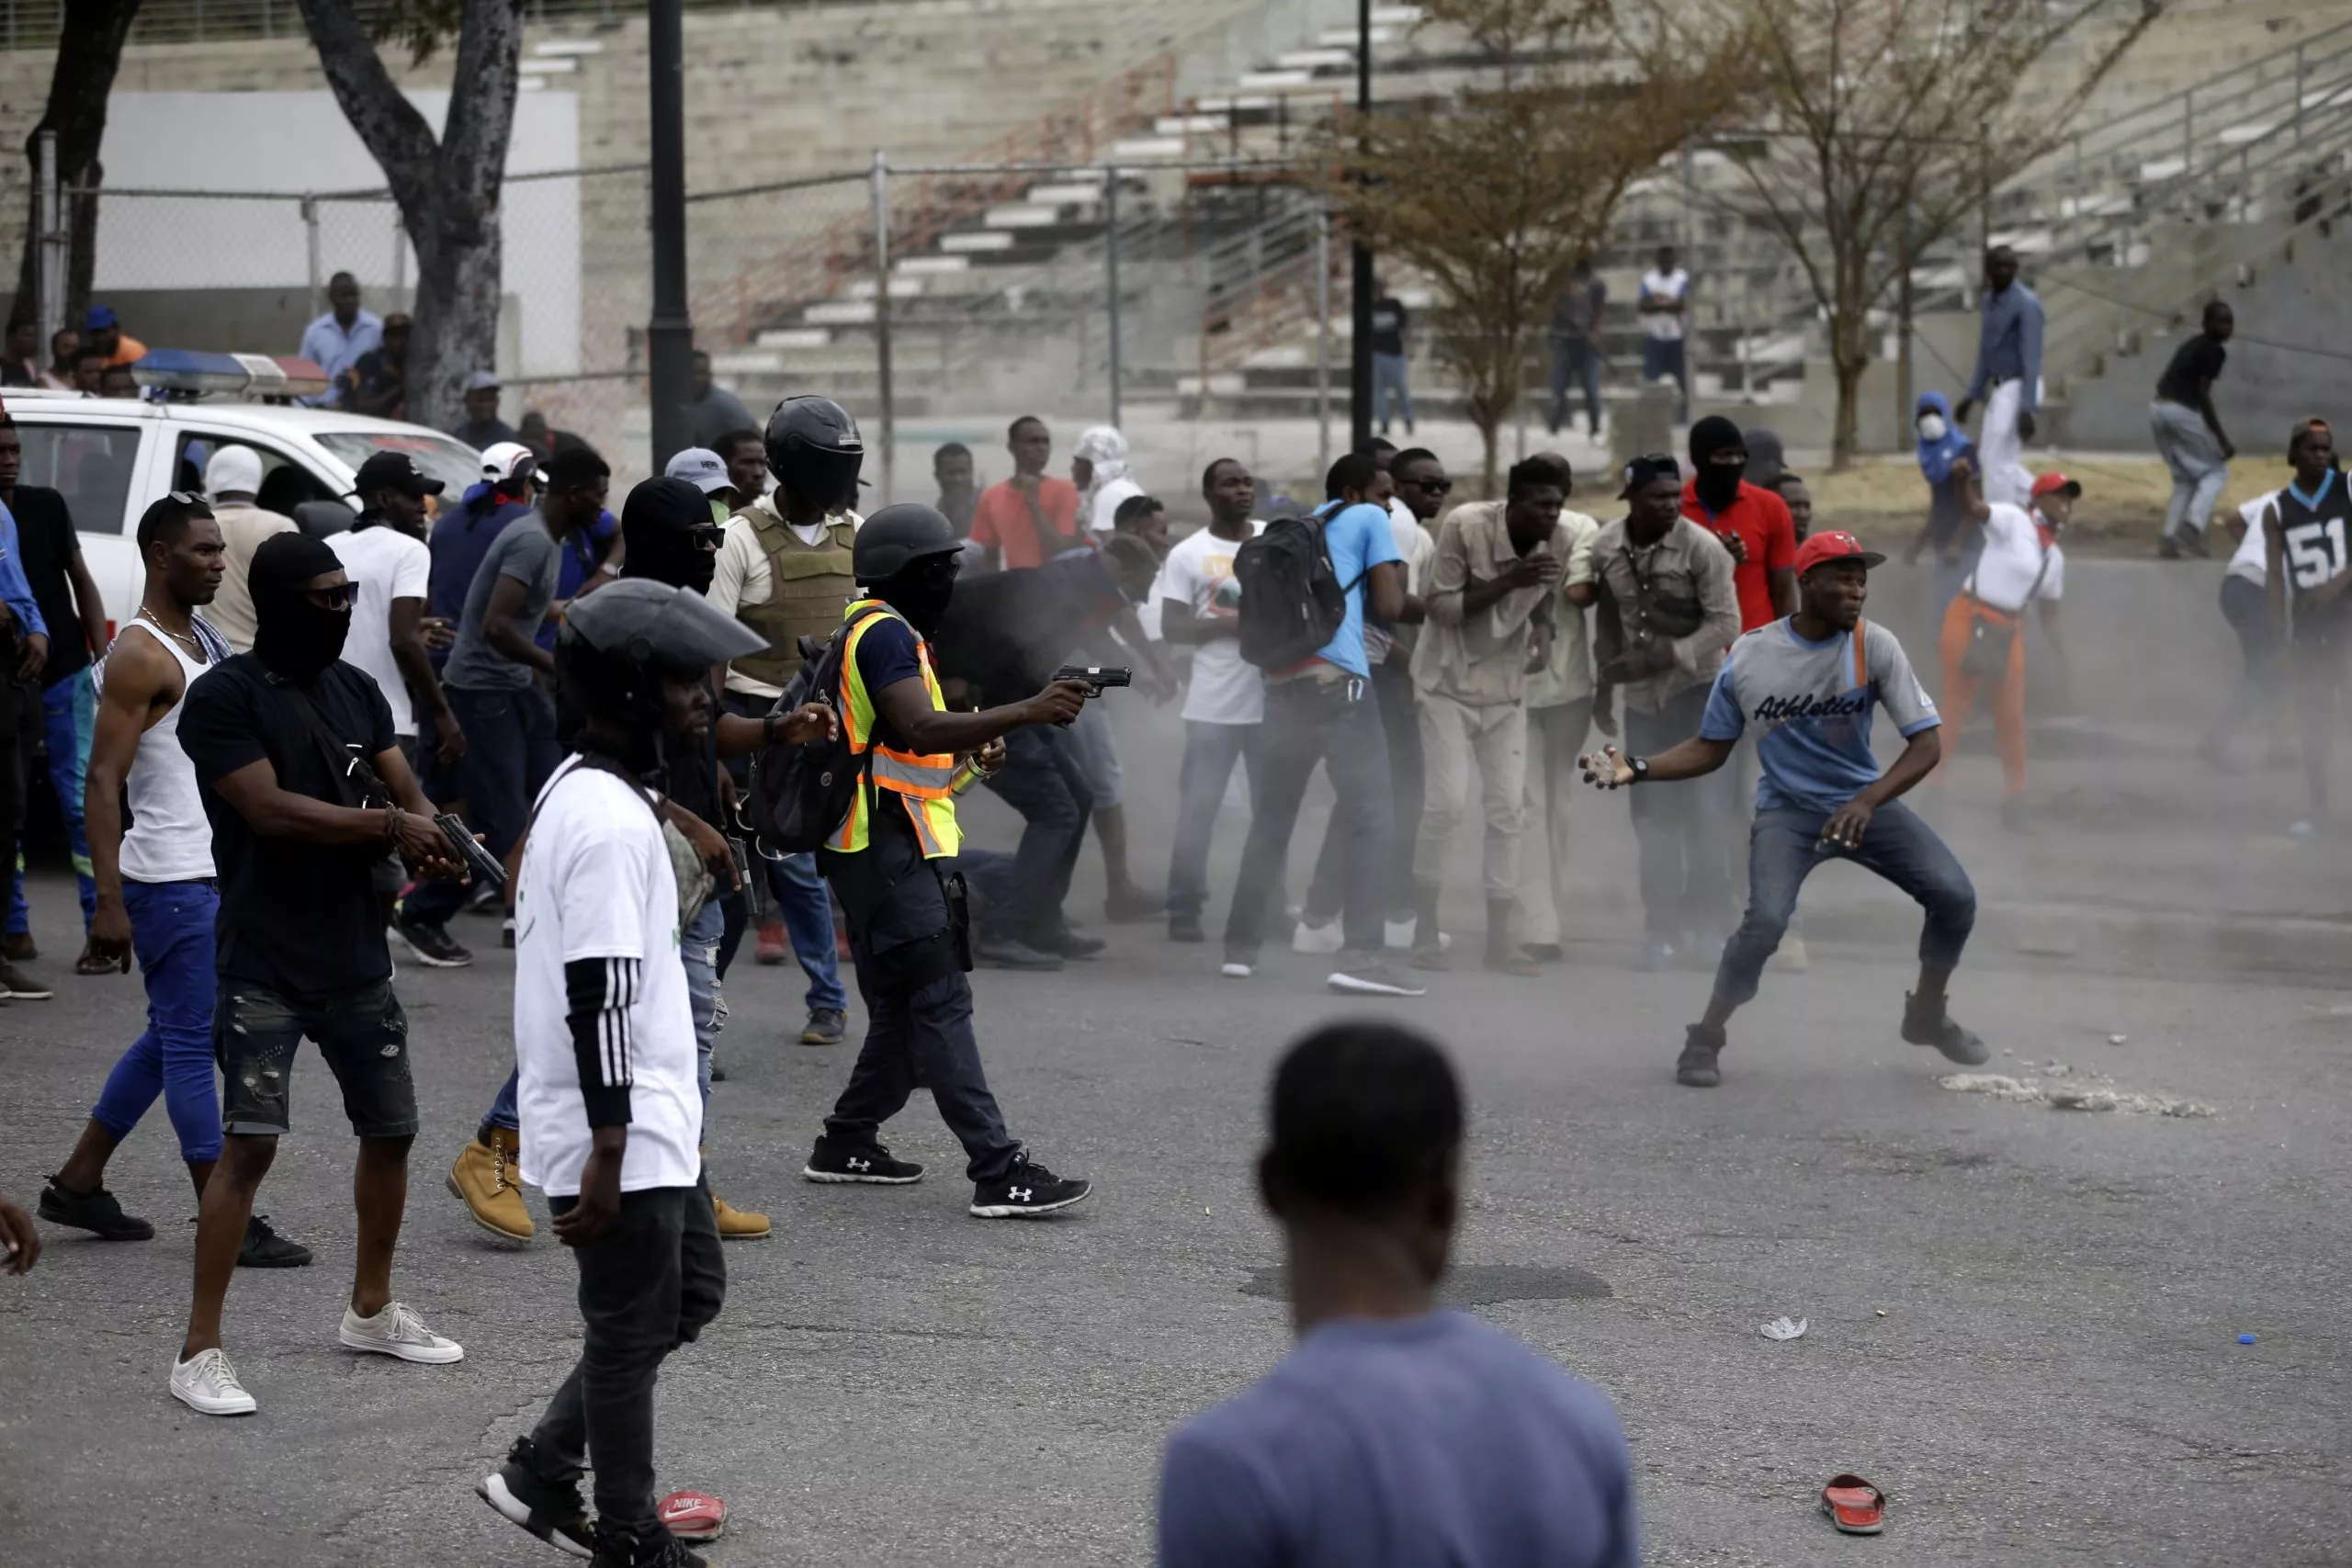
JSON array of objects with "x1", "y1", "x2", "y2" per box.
[{"x1": 131, "y1": 350, "x2": 332, "y2": 402}]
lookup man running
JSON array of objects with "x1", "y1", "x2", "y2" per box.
[
  {"x1": 171, "y1": 533, "x2": 469, "y2": 1416},
  {"x1": 2263, "y1": 418, "x2": 2352, "y2": 837},
  {"x1": 1580, "y1": 530, "x2": 1987, "y2": 1089},
  {"x1": 38, "y1": 493, "x2": 308, "y2": 1268}
]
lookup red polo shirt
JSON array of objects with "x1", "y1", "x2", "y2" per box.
[
  {"x1": 970, "y1": 476, "x2": 1085, "y2": 569},
  {"x1": 1682, "y1": 478, "x2": 1797, "y2": 631}
]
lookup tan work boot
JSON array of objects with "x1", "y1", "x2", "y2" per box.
[
  {"x1": 447, "y1": 1126, "x2": 534, "y2": 1242},
  {"x1": 702, "y1": 1145, "x2": 772, "y2": 1240}
]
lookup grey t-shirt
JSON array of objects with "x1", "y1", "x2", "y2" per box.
[{"x1": 443, "y1": 512, "x2": 560, "y2": 692}]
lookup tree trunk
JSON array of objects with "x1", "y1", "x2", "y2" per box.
[
  {"x1": 299, "y1": 0, "x2": 524, "y2": 433},
  {"x1": 1830, "y1": 352, "x2": 1864, "y2": 473},
  {"x1": 13, "y1": 0, "x2": 144, "y2": 327}
]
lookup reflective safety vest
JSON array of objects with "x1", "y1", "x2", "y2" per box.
[{"x1": 830, "y1": 598, "x2": 963, "y2": 859}]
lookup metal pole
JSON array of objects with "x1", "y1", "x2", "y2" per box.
[
  {"x1": 1315, "y1": 205, "x2": 1332, "y2": 478},
  {"x1": 1105, "y1": 164, "x2": 1122, "y2": 429},
  {"x1": 872, "y1": 150, "x2": 896, "y2": 507},
  {"x1": 34, "y1": 130, "x2": 58, "y2": 368},
  {"x1": 1350, "y1": 0, "x2": 1374, "y2": 453},
  {"x1": 1896, "y1": 194, "x2": 1914, "y2": 445},
  {"x1": 646, "y1": 0, "x2": 695, "y2": 471},
  {"x1": 302, "y1": 195, "x2": 323, "y2": 325},
  {"x1": 390, "y1": 202, "x2": 407, "y2": 300}
]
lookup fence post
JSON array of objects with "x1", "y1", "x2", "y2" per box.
[
  {"x1": 302, "y1": 195, "x2": 323, "y2": 325},
  {"x1": 871, "y1": 150, "x2": 896, "y2": 507},
  {"x1": 1315, "y1": 206, "x2": 1333, "y2": 479},
  {"x1": 2294, "y1": 43, "x2": 2305, "y2": 145},
  {"x1": 1105, "y1": 164, "x2": 1122, "y2": 430},
  {"x1": 35, "y1": 130, "x2": 60, "y2": 367}
]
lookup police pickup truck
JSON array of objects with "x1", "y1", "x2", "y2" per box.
[{"x1": 7, "y1": 350, "x2": 484, "y2": 642}]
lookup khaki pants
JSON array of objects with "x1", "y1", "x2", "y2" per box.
[
  {"x1": 1517, "y1": 697, "x2": 1592, "y2": 946},
  {"x1": 1412, "y1": 692, "x2": 1528, "y2": 901}
]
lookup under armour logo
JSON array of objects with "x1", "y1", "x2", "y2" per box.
[
  {"x1": 847, "y1": 1156, "x2": 870, "y2": 1171},
  {"x1": 1008, "y1": 1186, "x2": 1032, "y2": 1201}
]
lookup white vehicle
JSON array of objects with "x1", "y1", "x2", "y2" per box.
[{"x1": 6, "y1": 387, "x2": 483, "y2": 643}]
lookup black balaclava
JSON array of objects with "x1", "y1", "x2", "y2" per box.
[
  {"x1": 621, "y1": 476, "x2": 719, "y2": 595},
  {"x1": 874, "y1": 552, "x2": 960, "y2": 635},
  {"x1": 249, "y1": 532, "x2": 351, "y2": 682},
  {"x1": 1690, "y1": 415, "x2": 1747, "y2": 513}
]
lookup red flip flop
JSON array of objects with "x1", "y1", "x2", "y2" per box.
[
  {"x1": 1821, "y1": 1473, "x2": 1885, "y2": 1535},
  {"x1": 657, "y1": 1489, "x2": 728, "y2": 1543}
]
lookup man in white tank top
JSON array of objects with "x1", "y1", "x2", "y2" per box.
[{"x1": 37, "y1": 493, "x2": 310, "y2": 1271}]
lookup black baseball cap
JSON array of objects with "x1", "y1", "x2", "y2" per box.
[
  {"x1": 1618, "y1": 453, "x2": 1682, "y2": 499},
  {"x1": 349, "y1": 449, "x2": 446, "y2": 499}
]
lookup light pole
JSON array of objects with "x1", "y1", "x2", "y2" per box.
[
  {"x1": 1350, "y1": 0, "x2": 1374, "y2": 456},
  {"x1": 646, "y1": 0, "x2": 694, "y2": 469}
]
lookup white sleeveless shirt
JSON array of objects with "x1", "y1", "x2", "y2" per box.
[{"x1": 107, "y1": 615, "x2": 230, "y2": 886}]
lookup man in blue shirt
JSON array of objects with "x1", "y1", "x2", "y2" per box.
[
  {"x1": 1159, "y1": 1021, "x2": 1639, "y2": 1568},
  {"x1": 1581, "y1": 530, "x2": 1990, "y2": 1089},
  {"x1": 1955, "y1": 245, "x2": 2042, "y2": 508},
  {"x1": 1219, "y1": 453, "x2": 1422, "y2": 997},
  {"x1": 297, "y1": 273, "x2": 383, "y2": 408}
]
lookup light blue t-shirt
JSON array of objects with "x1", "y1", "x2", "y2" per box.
[
  {"x1": 1311, "y1": 500, "x2": 1404, "y2": 678},
  {"x1": 1158, "y1": 1309, "x2": 1639, "y2": 1568},
  {"x1": 1701, "y1": 616, "x2": 1939, "y2": 812}
]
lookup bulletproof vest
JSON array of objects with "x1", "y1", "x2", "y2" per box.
[{"x1": 730, "y1": 505, "x2": 857, "y2": 687}]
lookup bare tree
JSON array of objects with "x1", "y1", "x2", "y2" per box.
[
  {"x1": 1697, "y1": 0, "x2": 2158, "y2": 467},
  {"x1": 1331, "y1": 0, "x2": 1750, "y2": 488},
  {"x1": 297, "y1": 0, "x2": 524, "y2": 432},
  {"x1": 11, "y1": 0, "x2": 144, "y2": 328}
]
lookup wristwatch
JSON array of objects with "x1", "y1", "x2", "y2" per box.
[
  {"x1": 1626, "y1": 755, "x2": 1651, "y2": 784},
  {"x1": 760, "y1": 712, "x2": 781, "y2": 746}
]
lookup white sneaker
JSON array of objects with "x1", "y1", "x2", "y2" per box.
[
  {"x1": 1220, "y1": 959, "x2": 1254, "y2": 978},
  {"x1": 170, "y1": 1348, "x2": 258, "y2": 1416},
  {"x1": 339, "y1": 1301, "x2": 466, "y2": 1364},
  {"x1": 1291, "y1": 919, "x2": 1343, "y2": 955},
  {"x1": 1772, "y1": 936, "x2": 1811, "y2": 972},
  {"x1": 1384, "y1": 915, "x2": 1417, "y2": 950}
]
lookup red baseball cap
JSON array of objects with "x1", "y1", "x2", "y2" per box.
[
  {"x1": 2030, "y1": 471, "x2": 2081, "y2": 500},
  {"x1": 1793, "y1": 529, "x2": 1885, "y2": 578}
]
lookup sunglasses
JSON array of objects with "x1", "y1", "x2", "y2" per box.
[
  {"x1": 304, "y1": 581, "x2": 357, "y2": 611},
  {"x1": 687, "y1": 525, "x2": 725, "y2": 551},
  {"x1": 1405, "y1": 476, "x2": 1453, "y2": 495}
]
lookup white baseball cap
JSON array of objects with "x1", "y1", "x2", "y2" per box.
[
  {"x1": 481, "y1": 441, "x2": 541, "y2": 486},
  {"x1": 663, "y1": 446, "x2": 732, "y2": 496}
]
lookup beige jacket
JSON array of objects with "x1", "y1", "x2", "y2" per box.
[{"x1": 1409, "y1": 502, "x2": 1558, "y2": 706}]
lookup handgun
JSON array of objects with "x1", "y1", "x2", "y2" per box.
[
  {"x1": 434, "y1": 812, "x2": 510, "y2": 890},
  {"x1": 1050, "y1": 664, "x2": 1132, "y2": 694}
]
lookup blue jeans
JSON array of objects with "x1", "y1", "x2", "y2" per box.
[
  {"x1": 984, "y1": 724, "x2": 1092, "y2": 940},
  {"x1": 1168, "y1": 720, "x2": 1261, "y2": 920},
  {"x1": 769, "y1": 851, "x2": 845, "y2": 1010},
  {"x1": 1548, "y1": 335, "x2": 1602, "y2": 436},
  {"x1": 447, "y1": 684, "x2": 561, "y2": 863},
  {"x1": 7, "y1": 666, "x2": 96, "y2": 934},
  {"x1": 1373, "y1": 351, "x2": 1413, "y2": 430},
  {"x1": 1713, "y1": 799, "x2": 1976, "y2": 1009},
  {"x1": 1305, "y1": 660, "x2": 1419, "y2": 922},
  {"x1": 1224, "y1": 674, "x2": 1394, "y2": 960},
  {"x1": 89, "y1": 878, "x2": 223, "y2": 1163},
  {"x1": 1642, "y1": 337, "x2": 1688, "y2": 423}
]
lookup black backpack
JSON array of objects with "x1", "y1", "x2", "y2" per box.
[
  {"x1": 1234, "y1": 502, "x2": 1352, "y2": 669},
  {"x1": 745, "y1": 610, "x2": 887, "y2": 855}
]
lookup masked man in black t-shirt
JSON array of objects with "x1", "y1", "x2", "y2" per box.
[{"x1": 170, "y1": 532, "x2": 470, "y2": 1417}]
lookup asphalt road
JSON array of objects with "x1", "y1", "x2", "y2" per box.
[{"x1": 3, "y1": 834, "x2": 2348, "y2": 1566}]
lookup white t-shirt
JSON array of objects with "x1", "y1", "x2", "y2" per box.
[
  {"x1": 2226, "y1": 491, "x2": 2280, "y2": 586},
  {"x1": 1087, "y1": 475, "x2": 1147, "y2": 536},
  {"x1": 513, "y1": 761, "x2": 702, "y2": 1199},
  {"x1": 1155, "y1": 521, "x2": 1265, "y2": 725},
  {"x1": 1640, "y1": 267, "x2": 1690, "y2": 342},
  {"x1": 328, "y1": 523, "x2": 433, "y2": 736},
  {"x1": 1966, "y1": 502, "x2": 2065, "y2": 614}
]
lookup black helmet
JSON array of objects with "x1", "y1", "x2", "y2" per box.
[
  {"x1": 557, "y1": 578, "x2": 766, "y2": 730},
  {"x1": 854, "y1": 502, "x2": 963, "y2": 581},
  {"x1": 763, "y1": 395, "x2": 864, "y2": 512}
]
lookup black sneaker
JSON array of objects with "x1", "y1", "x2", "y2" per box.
[
  {"x1": 38, "y1": 1177, "x2": 153, "y2": 1239},
  {"x1": 0, "y1": 958, "x2": 53, "y2": 999},
  {"x1": 1029, "y1": 924, "x2": 1105, "y2": 960},
  {"x1": 975, "y1": 934, "x2": 1062, "y2": 971},
  {"x1": 1902, "y1": 992, "x2": 1989, "y2": 1065},
  {"x1": 798, "y1": 1008, "x2": 848, "y2": 1045},
  {"x1": 803, "y1": 1135, "x2": 924, "y2": 1185},
  {"x1": 1677, "y1": 1022, "x2": 1725, "y2": 1088},
  {"x1": 392, "y1": 915, "x2": 474, "y2": 968},
  {"x1": 1326, "y1": 959, "x2": 1428, "y2": 998},
  {"x1": 1168, "y1": 914, "x2": 1204, "y2": 943},
  {"x1": 237, "y1": 1213, "x2": 313, "y2": 1268},
  {"x1": 477, "y1": 1437, "x2": 595, "y2": 1560},
  {"x1": 590, "y1": 1529, "x2": 706, "y2": 1568},
  {"x1": 970, "y1": 1154, "x2": 1091, "y2": 1219},
  {"x1": 463, "y1": 879, "x2": 502, "y2": 916}
]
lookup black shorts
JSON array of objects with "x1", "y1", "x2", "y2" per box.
[{"x1": 215, "y1": 976, "x2": 420, "y2": 1138}]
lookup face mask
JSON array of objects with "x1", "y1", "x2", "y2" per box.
[
  {"x1": 1695, "y1": 462, "x2": 1743, "y2": 512},
  {"x1": 1917, "y1": 413, "x2": 1950, "y2": 443},
  {"x1": 253, "y1": 594, "x2": 351, "y2": 682},
  {"x1": 887, "y1": 560, "x2": 959, "y2": 634},
  {"x1": 629, "y1": 530, "x2": 718, "y2": 596}
]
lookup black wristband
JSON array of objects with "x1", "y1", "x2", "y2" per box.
[
  {"x1": 761, "y1": 711, "x2": 778, "y2": 746},
  {"x1": 1628, "y1": 755, "x2": 1651, "y2": 784}
]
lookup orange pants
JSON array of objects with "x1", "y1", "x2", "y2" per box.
[{"x1": 1939, "y1": 593, "x2": 2028, "y2": 795}]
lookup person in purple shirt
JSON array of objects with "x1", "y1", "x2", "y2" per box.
[{"x1": 1159, "y1": 1021, "x2": 1639, "y2": 1568}]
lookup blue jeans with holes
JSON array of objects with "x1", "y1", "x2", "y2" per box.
[
  {"x1": 88, "y1": 878, "x2": 223, "y2": 1162},
  {"x1": 1712, "y1": 799, "x2": 1976, "y2": 1010},
  {"x1": 7, "y1": 667, "x2": 96, "y2": 934}
]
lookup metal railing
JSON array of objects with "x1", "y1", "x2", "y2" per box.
[{"x1": 0, "y1": 0, "x2": 920, "y2": 49}]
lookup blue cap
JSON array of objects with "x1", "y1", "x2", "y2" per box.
[{"x1": 85, "y1": 304, "x2": 118, "y2": 331}]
